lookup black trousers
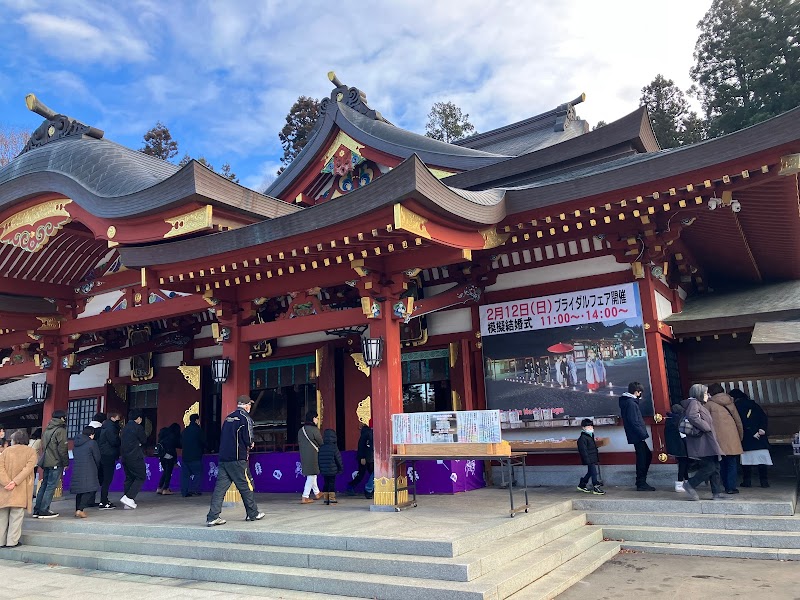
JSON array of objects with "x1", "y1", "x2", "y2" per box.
[
  {"x1": 677, "y1": 456, "x2": 690, "y2": 481},
  {"x1": 323, "y1": 475, "x2": 337, "y2": 493},
  {"x1": 742, "y1": 464, "x2": 769, "y2": 485},
  {"x1": 348, "y1": 461, "x2": 374, "y2": 488},
  {"x1": 688, "y1": 456, "x2": 722, "y2": 494},
  {"x1": 99, "y1": 456, "x2": 116, "y2": 504},
  {"x1": 75, "y1": 492, "x2": 94, "y2": 511},
  {"x1": 633, "y1": 440, "x2": 652, "y2": 485},
  {"x1": 123, "y1": 458, "x2": 146, "y2": 500},
  {"x1": 579, "y1": 464, "x2": 600, "y2": 487},
  {"x1": 206, "y1": 460, "x2": 259, "y2": 521},
  {"x1": 158, "y1": 457, "x2": 176, "y2": 490}
]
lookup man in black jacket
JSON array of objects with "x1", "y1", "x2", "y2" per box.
[
  {"x1": 181, "y1": 413, "x2": 206, "y2": 497},
  {"x1": 97, "y1": 412, "x2": 122, "y2": 510},
  {"x1": 119, "y1": 409, "x2": 147, "y2": 509},
  {"x1": 34, "y1": 410, "x2": 69, "y2": 518},
  {"x1": 206, "y1": 396, "x2": 264, "y2": 526},
  {"x1": 619, "y1": 381, "x2": 655, "y2": 491},
  {"x1": 346, "y1": 420, "x2": 374, "y2": 498}
]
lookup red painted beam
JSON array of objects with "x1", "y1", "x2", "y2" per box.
[
  {"x1": 0, "y1": 313, "x2": 52, "y2": 331},
  {"x1": 60, "y1": 294, "x2": 211, "y2": 335},
  {"x1": 0, "y1": 277, "x2": 74, "y2": 300},
  {"x1": 75, "y1": 269, "x2": 142, "y2": 297},
  {"x1": 241, "y1": 307, "x2": 367, "y2": 343},
  {"x1": 409, "y1": 282, "x2": 481, "y2": 319},
  {"x1": 0, "y1": 361, "x2": 40, "y2": 379},
  {"x1": 0, "y1": 331, "x2": 36, "y2": 349}
]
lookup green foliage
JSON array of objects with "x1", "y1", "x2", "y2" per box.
[
  {"x1": 425, "y1": 101, "x2": 476, "y2": 143},
  {"x1": 140, "y1": 121, "x2": 179, "y2": 161},
  {"x1": 691, "y1": 0, "x2": 800, "y2": 136},
  {"x1": 220, "y1": 162, "x2": 239, "y2": 183},
  {"x1": 592, "y1": 120, "x2": 607, "y2": 130},
  {"x1": 278, "y1": 96, "x2": 321, "y2": 172},
  {"x1": 177, "y1": 153, "x2": 238, "y2": 183},
  {"x1": 640, "y1": 75, "x2": 707, "y2": 148}
]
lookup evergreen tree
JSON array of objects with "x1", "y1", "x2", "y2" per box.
[
  {"x1": 140, "y1": 121, "x2": 179, "y2": 161},
  {"x1": 640, "y1": 75, "x2": 705, "y2": 148},
  {"x1": 691, "y1": 0, "x2": 800, "y2": 136},
  {"x1": 278, "y1": 96, "x2": 321, "y2": 172},
  {"x1": 220, "y1": 162, "x2": 239, "y2": 183},
  {"x1": 425, "y1": 101, "x2": 476, "y2": 143}
]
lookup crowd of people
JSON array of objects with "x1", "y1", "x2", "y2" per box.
[{"x1": 664, "y1": 384, "x2": 772, "y2": 500}]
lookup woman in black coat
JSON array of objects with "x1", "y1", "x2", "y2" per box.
[
  {"x1": 665, "y1": 403, "x2": 689, "y2": 491},
  {"x1": 71, "y1": 426, "x2": 100, "y2": 518},
  {"x1": 731, "y1": 389, "x2": 772, "y2": 487},
  {"x1": 156, "y1": 423, "x2": 181, "y2": 495}
]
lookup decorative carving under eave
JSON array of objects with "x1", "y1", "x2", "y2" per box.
[
  {"x1": 164, "y1": 206, "x2": 213, "y2": 238},
  {"x1": 779, "y1": 153, "x2": 800, "y2": 176},
  {"x1": 183, "y1": 401, "x2": 200, "y2": 428},
  {"x1": 19, "y1": 94, "x2": 104, "y2": 156},
  {"x1": 0, "y1": 199, "x2": 73, "y2": 253},
  {"x1": 356, "y1": 396, "x2": 371, "y2": 426},
  {"x1": 393, "y1": 204, "x2": 431, "y2": 240},
  {"x1": 35, "y1": 316, "x2": 62, "y2": 330},
  {"x1": 350, "y1": 353, "x2": 370, "y2": 377},
  {"x1": 479, "y1": 227, "x2": 510, "y2": 249},
  {"x1": 178, "y1": 365, "x2": 201, "y2": 390}
]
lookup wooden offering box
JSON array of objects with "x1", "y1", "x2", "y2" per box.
[
  {"x1": 394, "y1": 440, "x2": 512, "y2": 457},
  {"x1": 509, "y1": 438, "x2": 609, "y2": 453}
]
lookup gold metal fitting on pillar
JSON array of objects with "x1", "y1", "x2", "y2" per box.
[
  {"x1": 653, "y1": 413, "x2": 663, "y2": 423},
  {"x1": 372, "y1": 475, "x2": 408, "y2": 506},
  {"x1": 224, "y1": 483, "x2": 241, "y2": 503}
]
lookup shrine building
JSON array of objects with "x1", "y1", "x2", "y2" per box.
[{"x1": 1, "y1": 74, "x2": 800, "y2": 503}]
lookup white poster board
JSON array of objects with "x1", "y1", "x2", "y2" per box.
[{"x1": 392, "y1": 410, "x2": 502, "y2": 444}]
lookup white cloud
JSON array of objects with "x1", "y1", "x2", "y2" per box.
[
  {"x1": 16, "y1": 11, "x2": 150, "y2": 65},
  {"x1": 0, "y1": 0, "x2": 713, "y2": 189},
  {"x1": 241, "y1": 159, "x2": 283, "y2": 193}
]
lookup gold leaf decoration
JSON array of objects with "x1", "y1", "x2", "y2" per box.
[
  {"x1": 350, "y1": 352, "x2": 370, "y2": 377},
  {"x1": 356, "y1": 396, "x2": 371, "y2": 426},
  {"x1": 178, "y1": 365, "x2": 201, "y2": 390},
  {"x1": 183, "y1": 400, "x2": 200, "y2": 427}
]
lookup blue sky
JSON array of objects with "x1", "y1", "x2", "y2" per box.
[{"x1": 0, "y1": 0, "x2": 711, "y2": 192}]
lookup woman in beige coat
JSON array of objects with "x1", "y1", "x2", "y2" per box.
[
  {"x1": 0, "y1": 430, "x2": 37, "y2": 547},
  {"x1": 707, "y1": 383, "x2": 744, "y2": 494}
]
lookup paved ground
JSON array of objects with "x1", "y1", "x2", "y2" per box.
[
  {"x1": 557, "y1": 553, "x2": 800, "y2": 599},
  {"x1": 0, "y1": 559, "x2": 352, "y2": 599}
]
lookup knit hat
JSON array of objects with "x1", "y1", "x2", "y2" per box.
[
  {"x1": 580, "y1": 418, "x2": 594, "y2": 427},
  {"x1": 237, "y1": 395, "x2": 254, "y2": 407},
  {"x1": 52, "y1": 409, "x2": 67, "y2": 419}
]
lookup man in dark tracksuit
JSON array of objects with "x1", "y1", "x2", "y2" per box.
[
  {"x1": 206, "y1": 396, "x2": 264, "y2": 526},
  {"x1": 119, "y1": 409, "x2": 147, "y2": 509},
  {"x1": 97, "y1": 412, "x2": 122, "y2": 509}
]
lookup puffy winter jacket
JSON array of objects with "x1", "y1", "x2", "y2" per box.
[
  {"x1": 318, "y1": 429, "x2": 343, "y2": 476},
  {"x1": 577, "y1": 431, "x2": 599, "y2": 465}
]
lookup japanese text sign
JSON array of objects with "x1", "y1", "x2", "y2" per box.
[{"x1": 479, "y1": 283, "x2": 640, "y2": 337}]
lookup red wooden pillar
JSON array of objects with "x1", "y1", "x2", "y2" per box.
[
  {"x1": 42, "y1": 353, "x2": 70, "y2": 427},
  {"x1": 220, "y1": 319, "x2": 250, "y2": 418},
  {"x1": 316, "y1": 343, "x2": 336, "y2": 432},
  {"x1": 369, "y1": 299, "x2": 403, "y2": 509},
  {"x1": 449, "y1": 337, "x2": 476, "y2": 411}
]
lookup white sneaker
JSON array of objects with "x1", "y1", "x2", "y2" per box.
[
  {"x1": 120, "y1": 495, "x2": 137, "y2": 509},
  {"x1": 674, "y1": 481, "x2": 685, "y2": 493}
]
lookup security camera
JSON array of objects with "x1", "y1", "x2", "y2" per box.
[
  {"x1": 708, "y1": 198, "x2": 720, "y2": 210},
  {"x1": 731, "y1": 200, "x2": 742, "y2": 213}
]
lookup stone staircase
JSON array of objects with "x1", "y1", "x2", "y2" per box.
[
  {"x1": 577, "y1": 486, "x2": 800, "y2": 561},
  {"x1": 12, "y1": 500, "x2": 619, "y2": 600}
]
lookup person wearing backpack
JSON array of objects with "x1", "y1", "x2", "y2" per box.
[
  {"x1": 34, "y1": 410, "x2": 69, "y2": 519},
  {"x1": 156, "y1": 423, "x2": 181, "y2": 495},
  {"x1": 680, "y1": 384, "x2": 724, "y2": 501}
]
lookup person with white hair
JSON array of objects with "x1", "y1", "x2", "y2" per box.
[{"x1": 681, "y1": 383, "x2": 725, "y2": 501}]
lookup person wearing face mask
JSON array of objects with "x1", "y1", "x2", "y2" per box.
[
  {"x1": 681, "y1": 384, "x2": 724, "y2": 501},
  {"x1": 619, "y1": 382, "x2": 655, "y2": 491},
  {"x1": 577, "y1": 419, "x2": 605, "y2": 495}
]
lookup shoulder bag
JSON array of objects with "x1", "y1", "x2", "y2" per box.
[
  {"x1": 678, "y1": 401, "x2": 704, "y2": 438},
  {"x1": 301, "y1": 426, "x2": 319, "y2": 452}
]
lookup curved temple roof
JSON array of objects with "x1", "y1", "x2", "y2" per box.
[{"x1": 0, "y1": 133, "x2": 298, "y2": 221}]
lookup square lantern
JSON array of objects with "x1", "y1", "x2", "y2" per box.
[
  {"x1": 32, "y1": 381, "x2": 51, "y2": 403},
  {"x1": 211, "y1": 357, "x2": 231, "y2": 384},
  {"x1": 361, "y1": 336, "x2": 385, "y2": 368}
]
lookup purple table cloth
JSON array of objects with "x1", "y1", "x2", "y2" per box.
[{"x1": 62, "y1": 451, "x2": 485, "y2": 495}]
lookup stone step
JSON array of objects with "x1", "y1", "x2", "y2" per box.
[
  {"x1": 25, "y1": 499, "x2": 575, "y2": 559},
  {"x1": 587, "y1": 511, "x2": 800, "y2": 532},
  {"x1": 7, "y1": 525, "x2": 606, "y2": 600},
  {"x1": 505, "y1": 542, "x2": 621, "y2": 600},
  {"x1": 621, "y1": 541, "x2": 800, "y2": 561},
  {"x1": 20, "y1": 511, "x2": 588, "y2": 583},
  {"x1": 602, "y1": 525, "x2": 800, "y2": 549},
  {"x1": 573, "y1": 496, "x2": 795, "y2": 516}
]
